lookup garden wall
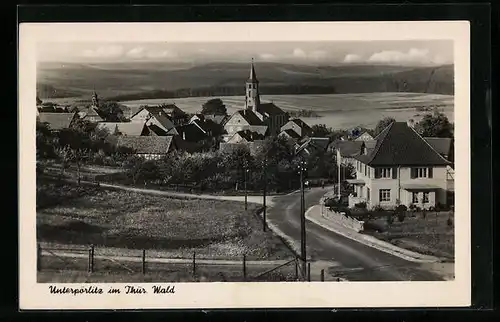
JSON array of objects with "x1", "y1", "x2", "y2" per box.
[{"x1": 319, "y1": 197, "x2": 364, "y2": 232}]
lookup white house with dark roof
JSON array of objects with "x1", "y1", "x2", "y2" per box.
[
  {"x1": 129, "y1": 106, "x2": 179, "y2": 136},
  {"x1": 280, "y1": 118, "x2": 312, "y2": 140},
  {"x1": 347, "y1": 121, "x2": 453, "y2": 210}
]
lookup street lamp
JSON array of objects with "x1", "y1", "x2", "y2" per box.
[
  {"x1": 262, "y1": 159, "x2": 268, "y2": 232},
  {"x1": 244, "y1": 164, "x2": 250, "y2": 210},
  {"x1": 297, "y1": 160, "x2": 308, "y2": 279}
]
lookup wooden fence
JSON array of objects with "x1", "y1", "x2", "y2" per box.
[{"x1": 37, "y1": 244, "x2": 331, "y2": 282}]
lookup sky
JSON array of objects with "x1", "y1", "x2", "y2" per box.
[{"x1": 37, "y1": 40, "x2": 453, "y2": 66}]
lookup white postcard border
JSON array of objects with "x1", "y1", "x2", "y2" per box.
[{"x1": 19, "y1": 21, "x2": 471, "y2": 309}]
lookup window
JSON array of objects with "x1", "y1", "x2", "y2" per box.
[
  {"x1": 375, "y1": 167, "x2": 391, "y2": 178},
  {"x1": 379, "y1": 189, "x2": 391, "y2": 202},
  {"x1": 248, "y1": 84, "x2": 252, "y2": 89},
  {"x1": 412, "y1": 167, "x2": 431, "y2": 178},
  {"x1": 412, "y1": 192, "x2": 419, "y2": 204},
  {"x1": 423, "y1": 192, "x2": 429, "y2": 203}
]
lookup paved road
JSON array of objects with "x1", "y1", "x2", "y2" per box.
[{"x1": 267, "y1": 187, "x2": 445, "y2": 281}]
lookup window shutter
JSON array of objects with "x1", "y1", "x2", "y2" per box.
[
  {"x1": 428, "y1": 167, "x2": 433, "y2": 178},
  {"x1": 392, "y1": 167, "x2": 397, "y2": 179},
  {"x1": 410, "y1": 168, "x2": 415, "y2": 179}
]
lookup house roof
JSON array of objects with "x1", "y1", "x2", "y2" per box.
[
  {"x1": 176, "y1": 123, "x2": 206, "y2": 141},
  {"x1": 38, "y1": 112, "x2": 76, "y2": 130},
  {"x1": 205, "y1": 114, "x2": 228, "y2": 125},
  {"x1": 160, "y1": 104, "x2": 188, "y2": 117},
  {"x1": 354, "y1": 131, "x2": 374, "y2": 141},
  {"x1": 147, "y1": 124, "x2": 168, "y2": 136},
  {"x1": 236, "y1": 110, "x2": 264, "y2": 126},
  {"x1": 332, "y1": 140, "x2": 364, "y2": 157},
  {"x1": 280, "y1": 129, "x2": 302, "y2": 140},
  {"x1": 115, "y1": 136, "x2": 175, "y2": 154},
  {"x1": 134, "y1": 106, "x2": 177, "y2": 132},
  {"x1": 235, "y1": 129, "x2": 265, "y2": 142},
  {"x1": 257, "y1": 102, "x2": 287, "y2": 116},
  {"x1": 424, "y1": 137, "x2": 453, "y2": 156},
  {"x1": 246, "y1": 125, "x2": 268, "y2": 136},
  {"x1": 354, "y1": 122, "x2": 451, "y2": 166},
  {"x1": 97, "y1": 122, "x2": 146, "y2": 136},
  {"x1": 83, "y1": 107, "x2": 102, "y2": 117},
  {"x1": 290, "y1": 118, "x2": 312, "y2": 132}
]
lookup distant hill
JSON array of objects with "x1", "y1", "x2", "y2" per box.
[{"x1": 36, "y1": 61, "x2": 454, "y2": 100}]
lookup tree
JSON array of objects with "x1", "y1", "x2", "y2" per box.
[
  {"x1": 310, "y1": 124, "x2": 332, "y2": 137},
  {"x1": 36, "y1": 121, "x2": 56, "y2": 160},
  {"x1": 97, "y1": 101, "x2": 127, "y2": 122},
  {"x1": 201, "y1": 98, "x2": 227, "y2": 116},
  {"x1": 374, "y1": 117, "x2": 396, "y2": 136},
  {"x1": 415, "y1": 110, "x2": 453, "y2": 138},
  {"x1": 36, "y1": 96, "x2": 42, "y2": 105}
]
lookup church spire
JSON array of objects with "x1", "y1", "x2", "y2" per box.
[{"x1": 249, "y1": 58, "x2": 258, "y2": 83}]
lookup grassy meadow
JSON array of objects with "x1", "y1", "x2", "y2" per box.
[{"x1": 37, "y1": 184, "x2": 293, "y2": 260}]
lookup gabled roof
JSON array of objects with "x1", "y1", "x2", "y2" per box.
[
  {"x1": 160, "y1": 104, "x2": 188, "y2": 117},
  {"x1": 115, "y1": 136, "x2": 175, "y2": 154},
  {"x1": 290, "y1": 118, "x2": 312, "y2": 131},
  {"x1": 84, "y1": 106, "x2": 102, "y2": 117},
  {"x1": 332, "y1": 140, "x2": 364, "y2": 157},
  {"x1": 424, "y1": 137, "x2": 453, "y2": 156},
  {"x1": 257, "y1": 102, "x2": 287, "y2": 116},
  {"x1": 354, "y1": 122, "x2": 451, "y2": 166},
  {"x1": 38, "y1": 112, "x2": 77, "y2": 130},
  {"x1": 246, "y1": 125, "x2": 268, "y2": 136},
  {"x1": 235, "y1": 129, "x2": 265, "y2": 142},
  {"x1": 97, "y1": 122, "x2": 147, "y2": 136},
  {"x1": 176, "y1": 123, "x2": 207, "y2": 142},
  {"x1": 354, "y1": 131, "x2": 374, "y2": 141},
  {"x1": 280, "y1": 129, "x2": 302, "y2": 140},
  {"x1": 234, "y1": 110, "x2": 264, "y2": 126},
  {"x1": 133, "y1": 106, "x2": 177, "y2": 132}
]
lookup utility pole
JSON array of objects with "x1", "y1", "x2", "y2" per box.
[
  {"x1": 262, "y1": 159, "x2": 267, "y2": 232},
  {"x1": 298, "y1": 160, "x2": 307, "y2": 279},
  {"x1": 244, "y1": 165, "x2": 249, "y2": 210}
]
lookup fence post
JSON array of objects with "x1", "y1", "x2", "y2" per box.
[
  {"x1": 142, "y1": 249, "x2": 146, "y2": 275},
  {"x1": 37, "y1": 243, "x2": 42, "y2": 272},
  {"x1": 243, "y1": 254, "x2": 247, "y2": 281},
  {"x1": 90, "y1": 244, "x2": 95, "y2": 273},
  {"x1": 321, "y1": 269, "x2": 325, "y2": 281},
  {"x1": 192, "y1": 251, "x2": 196, "y2": 277},
  {"x1": 307, "y1": 262, "x2": 311, "y2": 282}
]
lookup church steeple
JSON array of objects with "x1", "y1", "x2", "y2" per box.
[
  {"x1": 91, "y1": 87, "x2": 99, "y2": 108},
  {"x1": 245, "y1": 58, "x2": 260, "y2": 112}
]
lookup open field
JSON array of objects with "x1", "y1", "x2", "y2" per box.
[
  {"x1": 117, "y1": 92, "x2": 454, "y2": 129},
  {"x1": 37, "y1": 184, "x2": 293, "y2": 260},
  {"x1": 362, "y1": 211, "x2": 455, "y2": 260}
]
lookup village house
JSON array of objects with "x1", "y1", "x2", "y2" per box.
[
  {"x1": 176, "y1": 121, "x2": 208, "y2": 142},
  {"x1": 129, "y1": 106, "x2": 179, "y2": 136},
  {"x1": 280, "y1": 118, "x2": 312, "y2": 139},
  {"x1": 219, "y1": 129, "x2": 266, "y2": 155},
  {"x1": 347, "y1": 121, "x2": 454, "y2": 210},
  {"x1": 223, "y1": 60, "x2": 288, "y2": 139},
  {"x1": 330, "y1": 140, "x2": 365, "y2": 167},
  {"x1": 157, "y1": 103, "x2": 190, "y2": 126},
  {"x1": 294, "y1": 136, "x2": 330, "y2": 156},
  {"x1": 223, "y1": 110, "x2": 269, "y2": 141},
  {"x1": 37, "y1": 112, "x2": 78, "y2": 132},
  {"x1": 78, "y1": 91, "x2": 104, "y2": 122},
  {"x1": 96, "y1": 122, "x2": 148, "y2": 136},
  {"x1": 113, "y1": 136, "x2": 179, "y2": 161}
]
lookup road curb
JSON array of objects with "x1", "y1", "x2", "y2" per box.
[{"x1": 305, "y1": 206, "x2": 441, "y2": 263}]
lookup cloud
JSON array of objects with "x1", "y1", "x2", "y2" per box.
[
  {"x1": 82, "y1": 45, "x2": 124, "y2": 58},
  {"x1": 258, "y1": 53, "x2": 276, "y2": 61},
  {"x1": 126, "y1": 47, "x2": 146, "y2": 58},
  {"x1": 147, "y1": 50, "x2": 177, "y2": 59},
  {"x1": 290, "y1": 48, "x2": 328, "y2": 61},
  {"x1": 368, "y1": 48, "x2": 439, "y2": 64},
  {"x1": 343, "y1": 54, "x2": 363, "y2": 63},
  {"x1": 292, "y1": 48, "x2": 307, "y2": 59}
]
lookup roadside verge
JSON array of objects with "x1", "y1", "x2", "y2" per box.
[{"x1": 305, "y1": 205, "x2": 442, "y2": 263}]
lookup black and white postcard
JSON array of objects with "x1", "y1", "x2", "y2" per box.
[{"x1": 19, "y1": 21, "x2": 471, "y2": 309}]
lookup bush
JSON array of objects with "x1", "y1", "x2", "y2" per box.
[
  {"x1": 386, "y1": 215, "x2": 394, "y2": 225},
  {"x1": 395, "y1": 204, "x2": 407, "y2": 212},
  {"x1": 373, "y1": 205, "x2": 384, "y2": 212},
  {"x1": 397, "y1": 212, "x2": 406, "y2": 222},
  {"x1": 354, "y1": 201, "x2": 367, "y2": 209}
]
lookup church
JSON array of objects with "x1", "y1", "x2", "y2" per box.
[{"x1": 222, "y1": 60, "x2": 289, "y2": 142}]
